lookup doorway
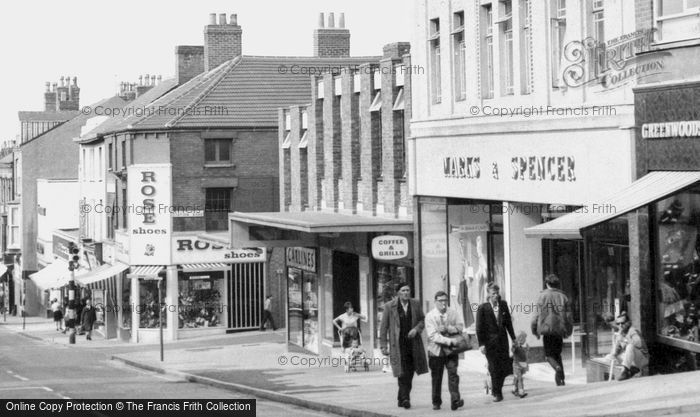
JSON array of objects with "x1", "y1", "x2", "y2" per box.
[{"x1": 332, "y1": 251, "x2": 359, "y2": 343}]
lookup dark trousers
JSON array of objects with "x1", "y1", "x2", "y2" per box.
[
  {"x1": 543, "y1": 334, "x2": 564, "y2": 379},
  {"x1": 428, "y1": 353, "x2": 460, "y2": 406},
  {"x1": 397, "y1": 348, "x2": 415, "y2": 404},
  {"x1": 260, "y1": 309, "x2": 276, "y2": 330},
  {"x1": 487, "y1": 355, "x2": 509, "y2": 397}
]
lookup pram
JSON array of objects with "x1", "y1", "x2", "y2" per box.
[{"x1": 339, "y1": 326, "x2": 369, "y2": 372}]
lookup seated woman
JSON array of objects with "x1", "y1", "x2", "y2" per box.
[{"x1": 333, "y1": 302, "x2": 366, "y2": 352}]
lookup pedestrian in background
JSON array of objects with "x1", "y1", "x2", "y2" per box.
[
  {"x1": 531, "y1": 274, "x2": 573, "y2": 386},
  {"x1": 80, "y1": 298, "x2": 97, "y2": 341},
  {"x1": 380, "y1": 282, "x2": 428, "y2": 410},
  {"x1": 51, "y1": 298, "x2": 63, "y2": 331},
  {"x1": 260, "y1": 295, "x2": 277, "y2": 331},
  {"x1": 476, "y1": 283, "x2": 516, "y2": 402}
]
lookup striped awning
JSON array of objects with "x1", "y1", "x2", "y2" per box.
[
  {"x1": 75, "y1": 262, "x2": 129, "y2": 286},
  {"x1": 180, "y1": 263, "x2": 230, "y2": 272},
  {"x1": 29, "y1": 259, "x2": 89, "y2": 291},
  {"x1": 127, "y1": 265, "x2": 165, "y2": 279}
]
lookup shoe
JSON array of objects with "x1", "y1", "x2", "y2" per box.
[
  {"x1": 618, "y1": 367, "x2": 631, "y2": 381},
  {"x1": 433, "y1": 404, "x2": 441, "y2": 410},
  {"x1": 402, "y1": 400, "x2": 411, "y2": 409},
  {"x1": 630, "y1": 366, "x2": 640, "y2": 377},
  {"x1": 555, "y1": 368, "x2": 565, "y2": 386},
  {"x1": 451, "y1": 399, "x2": 464, "y2": 410},
  {"x1": 518, "y1": 393, "x2": 528, "y2": 398},
  {"x1": 493, "y1": 395, "x2": 503, "y2": 402},
  {"x1": 86, "y1": 336, "x2": 91, "y2": 341}
]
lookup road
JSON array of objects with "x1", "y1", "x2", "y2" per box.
[{"x1": 0, "y1": 327, "x2": 332, "y2": 416}]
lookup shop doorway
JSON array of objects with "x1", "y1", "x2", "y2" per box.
[
  {"x1": 542, "y1": 239, "x2": 584, "y2": 323},
  {"x1": 332, "y1": 251, "x2": 359, "y2": 343}
]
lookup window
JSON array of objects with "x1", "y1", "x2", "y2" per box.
[
  {"x1": 551, "y1": 0, "x2": 567, "y2": 88},
  {"x1": 592, "y1": 0, "x2": 605, "y2": 43},
  {"x1": 500, "y1": 1, "x2": 515, "y2": 95},
  {"x1": 452, "y1": 12, "x2": 466, "y2": 101},
  {"x1": 429, "y1": 18, "x2": 442, "y2": 104},
  {"x1": 395, "y1": 108, "x2": 406, "y2": 178},
  {"x1": 89, "y1": 148, "x2": 95, "y2": 180},
  {"x1": 9, "y1": 205, "x2": 20, "y2": 248},
  {"x1": 520, "y1": 0, "x2": 532, "y2": 94},
  {"x1": 108, "y1": 143, "x2": 113, "y2": 170},
  {"x1": 481, "y1": 5, "x2": 494, "y2": 99},
  {"x1": 98, "y1": 147, "x2": 103, "y2": 181},
  {"x1": 122, "y1": 188, "x2": 127, "y2": 228},
  {"x1": 82, "y1": 148, "x2": 86, "y2": 180},
  {"x1": 121, "y1": 139, "x2": 126, "y2": 168},
  {"x1": 656, "y1": 0, "x2": 700, "y2": 42},
  {"x1": 205, "y1": 188, "x2": 232, "y2": 231},
  {"x1": 282, "y1": 111, "x2": 291, "y2": 149},
  {"x1": 299, "y1": 110, "x2": 308, "y2": 149},
  {"x1": 204, "y1": 139, "x2": 232, "y2": 164}
]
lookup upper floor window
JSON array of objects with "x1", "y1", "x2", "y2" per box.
[
  {"x1": 108, "y1": 143, "x2": 113, "y2": 170},
  {"x1": 520, "y1": 0, "x2": 532, "y2": 94},
  {"x1": 282, "y1": 111, "x2": 291, "y2": 149},
  {"x1": 429, "y1": 18, "x2": 442, "y2": 104},
  {"x1": 499, "y1": 1, "x2": 514, "y2": 96},
  {"x1": 481, "y1": 5, "x2": 495, "y2": 99},
  {"x1": 592, "y1": 0, "x2": 605, "y2": 43},
  {"x1": 205, "y1": 139, "x2": 232, "y2": 164},
  {"x1": 551, "y1": 0, "x2": 567, "y2": 88},
  {"x1": 9, "y1": 205, "x2": 20, "y2": 248},
  {"x1": 452, "y1": 11, "x2": 467, "y2": 101},
  {"x1": 656, "y1": 0, "x2": 700, "y2": 43},
  {"x1": 121, "y1": 139, "x2": 126, "y2": 168}
]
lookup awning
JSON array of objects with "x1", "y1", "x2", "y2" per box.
[
  {"x1": 29, "y1": 260, "x2": 88, "y2": 291},
  {"x1": 127, "y1": 265, "x2": 165, "y2": 279},
  {"x1": 525, "y1": 171, "x2": 700, "y2": 239},
  {"x1": 0, "y1": 263, "x2": 7, "y2": 277},
  {"x1": 229, "y1": 211, "x2": 413, "y2": 234},
  {"x1": 75, "y1": 262, "x2": 129, "y2": 286},
  {"x1": 180, "y1": 263, "x2": 230, "y2": 272}
]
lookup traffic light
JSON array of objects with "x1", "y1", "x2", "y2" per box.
[{"x1": 67, "y1": 242, "x2": 80, "y2": 271}]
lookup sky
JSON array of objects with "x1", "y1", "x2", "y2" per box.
[{"x1": 0, "y1": 0, "x2": 413, "y2": 143}]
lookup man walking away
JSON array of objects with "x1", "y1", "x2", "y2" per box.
[
  {"x1": 425, "y1": 290, "x2": 465, "y2": 411},
  {"x1": 260, "y1": 295, "x2": 277, "y2": 331},
  {"x1": 531, "y1": 274, "x2": 573, "y2": 386}
]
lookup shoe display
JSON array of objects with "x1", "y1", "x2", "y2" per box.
[{"x1": 451, "y1": 399, "x2": 464, "y2": 410}]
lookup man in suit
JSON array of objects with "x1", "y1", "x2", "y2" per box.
[
  {"x1": 380, "y1": 282, "x2": 428, "y2": 409},
  {"x1": 476, "y1": 283, "x2": 516, "y2": 402}
]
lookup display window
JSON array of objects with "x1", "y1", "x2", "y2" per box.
[
  {"x1": 178, "y1": 271, "x2": 225, "y2": 328},
  {"x1": 584, "y1": 219, "x2": 629, "y2": 357},
  {"x1": 655, "y1": 187, "x2": 700, "y2": 348},
  {"x1": 374, "y1": 262, "x2": 413, "y2": 346},
  {"x1": 288, "y1": 266, "x2": 319, "y2": 353},
  {"x1": 139, "y1": 280, "x2": 167, "y2": 329}
]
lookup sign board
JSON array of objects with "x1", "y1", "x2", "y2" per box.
[
  {"x1": 172, "y1": 236, "x2": 266, "y2": 264},
  {"x1": 286, "y1": 247, "x2": 316, "y2": 272},
  {"x1": 372, "y1": 235, "x2": 408, "y2": 260},
  {"x1": 128, "y1": 164, "x2": 172, "y2": 265},
  {"x1": 642, "y1": 121, "x2": 700, "y2": 139}
]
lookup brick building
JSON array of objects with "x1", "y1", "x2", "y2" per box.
[
  {"x1": 74, "y1": 12, "x2": 382, "y2": 343},
  {"x1": 229, "y1": 41, "x2": 413, "y2": 357}
]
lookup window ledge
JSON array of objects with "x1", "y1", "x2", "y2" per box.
[
  {"x1": 650, "y1": 36, "x2": 700, "y2": 52},
  {"x1": 204, "y1": 163, "x2": 235, "y2": 169},
  {"x1": 657, "y1": 8, "x2": 700, "y2": 22}
]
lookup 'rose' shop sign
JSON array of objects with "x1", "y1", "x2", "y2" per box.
[{"x1": 128, "y1": 164, "x2": 172, "y2": 265}]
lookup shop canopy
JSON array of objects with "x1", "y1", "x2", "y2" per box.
[
  {"x1": 75, "y1": 262, "x2": 129, "y2": 286},
  {"x1": 29, "y1": 259, "x2": 88, "y2": 291},
  {"x1": 0, "y1": 263, "x2": 7, "y2": 277},
  {"x1": 127, "y1": 265, "x2": 165, "y2": 279},
  {"x1": 226, "y1": 211, "x2": 413, "y2": 248},
  {"x1": 524, "y1": 171, "x2": 700, "y2": 239},
  {"x1": 180, "y1": 263, "x2": 230, "y2": 272}
]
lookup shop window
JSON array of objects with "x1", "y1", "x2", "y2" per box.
[
  {"x1": 374, "y1": 262, "x2": 413, "y2": 348},
  {"x1": 287, "y1": 267, "x2": 319, "y2": 353},
  {"x1": 178, "y1": 271, "x2": 225, "y2": 328},
  {"x1": 542, "y1": 239, "x2": 584, "y2": 323},
  {"x1": 655, "y1": 186, "x2": 700, "y2": 350},
  {"x1": 139, "y1": 279, "x2": 167, "y2": 329},
  {"x1": 420, "y1": 202, "x2": 448, "y2": 308},
  {"x1": 584, "y1": 219, "x2": 629, "y2": 358}
]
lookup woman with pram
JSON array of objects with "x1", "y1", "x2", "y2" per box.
[{"x1": 334, "y1": 301, "x2": 366, "y2": 352}]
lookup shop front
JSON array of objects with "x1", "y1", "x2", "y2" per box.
[
  {"x1": 411, "y1": 122, "x2": 636, "y2": 360},
  {"x1": 229, "y1": 211, "x2": 413, "y2": 357}
]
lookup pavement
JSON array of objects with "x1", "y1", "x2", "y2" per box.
[{"x1": 2, "y1": 314, "x2": 700, "y2": 417}]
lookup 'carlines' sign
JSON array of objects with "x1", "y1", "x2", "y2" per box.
[
  {"x1": 286, "y1": 247, "x2": 316, "y2": 272},
  {"x1": 372, "y1": 235, "x2": 408, "y2": 260}
]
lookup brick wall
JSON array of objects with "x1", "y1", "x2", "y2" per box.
[
  {"x1": 308, "y1": 81, "x2": 324, "y2": 211},
  {"x1": 313, "y1": 29, "x2": 350, "y2": 58},
  {"x1": 175, "y1": 46, "x2": 205, "y2": 85},
  {"x1": 204, "y1": 18, "x2": 242, "y2": 72},
  {"x1": 635, "y1": 0, "x2": 653, "y2": 31}
]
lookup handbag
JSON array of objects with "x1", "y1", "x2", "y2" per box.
[{"x1": 441, "y1": 333, "x2": 471, "y2": 356}]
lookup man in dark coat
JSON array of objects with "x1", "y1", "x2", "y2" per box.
[
  {"x1": 476, "y1": 283, "x2": 516, "y2": 402},
  {"x1": 380, "y1": 282, "x2": 428, "y2": 409},
  {"x1": 80, "y1": 298, "x2": 97, "y2": 341}
]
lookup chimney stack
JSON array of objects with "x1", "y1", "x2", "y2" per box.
[
  {"x1": 47, "y1": 76, "x2": 79, "y2": 111},
  {"x1": 313, "y1": 11, "x2": 350, "y2": 58},
  {"x1": 204, "y1": 12, "x2": 242, "y2": 71},
  {"x1": 44, "y1": 81, "x2": 57, "y2": 111},
  {"x1": 175, "y1": 45, "x2": 205, "y2": 85},
  {"x1": 318, "y1": 13, "x2": 325, "y2": 28}
]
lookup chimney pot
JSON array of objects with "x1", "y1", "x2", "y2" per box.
[
  {"x1": 339, "y1": 13, "x2": 345, "y2": 28},
  {"x1": 318, "y1": 13, "x2": 325, "y2": 28},
  {"x1": 52, "y1": 83, "x2": 57, "y2": 92},
  {"x1": 45, "y1": 82, "x2": 50, "y2": 92},
  {"x1": 157, "y1": 75, "x2": 162, "y2": 84},
  {"x1": 145, "y1": 74, "x2": 150, "y2": 85},
  {"x1": 219, "y1": 13, "x2": 226, "y2": 25},
  {"x1": 328, "y1": 12, "x2": 335, "y2": 28},
  {"x1": 230, "y1": 14, "x2": 237, "y2": 25},
  {"x1": 73, "y1": 76, "x2": 77, "y2": 86},
  {"x1": 209, "y1": 13, "x2": 216, "y2": 25},
  {"x1": 60, "y1": 76, "x2": 65, "y2": 87},
  {"x1": 138, "y1": 75, "x2": 143, "y2": 86},
  {"x1": 151, "y1": 75, "x2": 156, "y2": 85}
]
